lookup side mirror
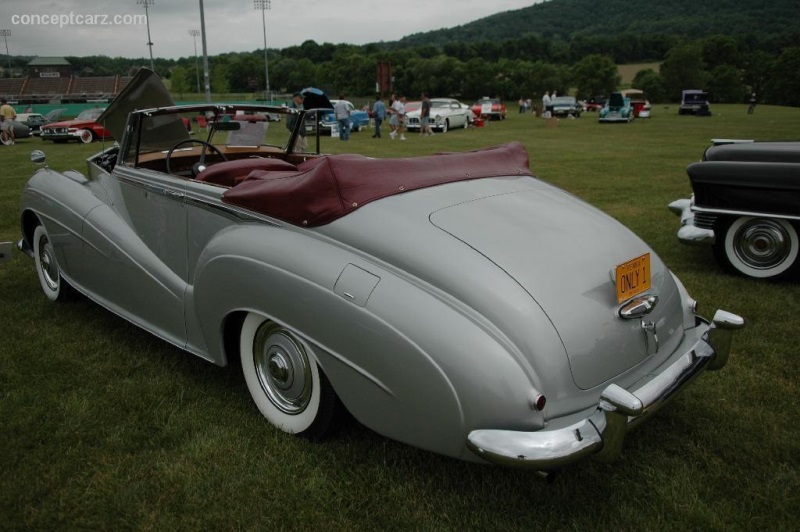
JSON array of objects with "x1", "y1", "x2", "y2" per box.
[{"x1": 31, "y1": 150, "x2": 46, "y2": 165}]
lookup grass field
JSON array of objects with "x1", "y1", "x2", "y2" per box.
[{"x1": 1, "y1": 104, "x2": 798, "y2": 529}]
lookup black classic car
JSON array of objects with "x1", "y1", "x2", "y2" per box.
[{"x1": 670, "y1": 140, "x2": 800, "y2": 279}]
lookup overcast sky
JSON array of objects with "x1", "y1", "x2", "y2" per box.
[{"x1": 1, "y1": 0, "x2": 540, "y2": 60}]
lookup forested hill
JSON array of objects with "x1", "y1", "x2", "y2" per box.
[{"x1": 396, "y1": 0, "x2": 800, "y2": 47}]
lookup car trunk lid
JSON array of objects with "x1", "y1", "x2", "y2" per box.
[{"x1": 429, "y1": 187, "x2": 684, "y2": 390}]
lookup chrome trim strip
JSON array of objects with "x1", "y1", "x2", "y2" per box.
[
  {"x1": 692, "y1": 205, "x2": 800, "y2": 223},
  {"x1": 466, "y1": 309, "x2": 744, "y2": 470}
]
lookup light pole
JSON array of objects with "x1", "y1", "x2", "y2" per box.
[
  {"x1": 198, "y1": 0, "x2": 211, "y2": 102},
  {"x1": 0, "y1": 30, "x2": 11, "y2": 77},
  {"x1": 188, "y1": 29, "x2": 201, "y2": 94},
  {"x1": 137, "y1": 0, "x2": 156, "y2": 72},
  {"x1": 253, "y1": 0, "x2": 271, "y2": 102}
]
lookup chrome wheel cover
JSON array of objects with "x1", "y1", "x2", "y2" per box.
[
  {"x1": 252, "y1": 323, "x2": 313, "y2": 415},
  {"x1": 37, "y1": 233, "x2": 60, "y2": 292},
  {"x1": 732, "y1": 218, "x2": 794, "y2": 271}
]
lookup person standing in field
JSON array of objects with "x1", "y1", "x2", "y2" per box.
[
  {"x1": 391, "y1": 95, "x2": 406, "y2": 140},
  {"x1": 372, "y1": 95, "x2": 386, "y2": 138}
]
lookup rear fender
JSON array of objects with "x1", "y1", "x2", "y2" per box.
[{"x1": 191, "y1": 225, "x2": 546, "y2": 459}]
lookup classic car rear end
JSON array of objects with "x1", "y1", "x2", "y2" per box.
[
  {"x1": 549, "y1": 96, "x2": 582, "y2": 118},
  {"x1": 17, "y1": 70, "x2": 744, "y2": 474},
  {"x1": 679, "y1": 90, "x2": 711, "y2": 116},
  {"x1": 471, "y1": 97, "x2": 506, "y2": 120}
]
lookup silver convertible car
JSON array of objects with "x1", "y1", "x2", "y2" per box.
[{"x1": 18, "y1": 70, "x2": 744, "y2": 474}]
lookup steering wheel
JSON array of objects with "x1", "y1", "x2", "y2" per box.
[{"x1": 165, "y1": 139, "x2": 228, "y2": 177}]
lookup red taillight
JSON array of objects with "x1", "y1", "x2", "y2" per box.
[{"x1": 533, "y1": 394, "x2": 547, "y2": 411}]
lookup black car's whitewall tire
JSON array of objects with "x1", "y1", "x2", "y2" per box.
[
  {"x1": 240, "y1": 313, "x2": 343, "y2": 440},
  {"x1": 716, "y1": 216, "x2": 799, "y2": 279},
  {"x1": 33, "y1": 225, "x2": 74, "y2": 301}
]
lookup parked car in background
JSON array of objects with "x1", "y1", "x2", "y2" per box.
[
  {"x1": 471, "y1": 97, "x2": 506, "y2": 120},
  {"x1": 306, "y1": 99, "x2": 370, "y2": 135},
  {"x1": 39, "y1": 108, "x2": 112, "y2": 143},
  {"x1": 670, "y1": 139, "x2": 800, "y2": 279},
  {"x1": 548, "y1": 96, "x2": 582, "y2": 118},
  {"x1": 18, "y1": 68, "x2": 744, "y2": 475},
  {"x1": 458, "y1": 101, "x2": 476, "y2": 124},
  {"x1": 582, "y1": 96, "x2": 606, "y2": 112},
  {"x1": 621, "y1": 89, "x2": 651, "y2": 118},
  {"x1": 679, "y1": 90, "x2": 711, "y2": 116},
  {"x1": 16, "y1": 113, "x2": 49, "y2": 135},
  {"x1": 2, "y1": 119, "x2": 31, "y2": 140},
  {"x1": 406, "y1": 98, "x2": 470, "y2": 132},
  {"x1": 598, "y1": 92, "x2": 634, "y2": 123}
]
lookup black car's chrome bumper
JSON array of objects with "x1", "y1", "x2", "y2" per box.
[
  {"x1": 466, "y1": 309, "x2": 744, "y2": 470},
  {"x1": 669, "y1": 198, "x2": 716, "y2": 245}
]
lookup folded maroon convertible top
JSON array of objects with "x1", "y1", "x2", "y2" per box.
[{"x1": 222, "y1": 142, "x2": 533, "y2": 226}]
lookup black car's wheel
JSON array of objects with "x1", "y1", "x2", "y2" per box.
[
  {"x1": 240, "y1": 313, "x2": 344, "y2": 440},
  {"x1": 33, "y1": 225, "x2": 75, "y2": 301},
  {"x1": 714, "y1": 216, "x2": 800, "y2": 279}
]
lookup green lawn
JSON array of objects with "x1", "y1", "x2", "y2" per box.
[{"x1": 1, "y1": 104, "x2": 798, "y2": 529}]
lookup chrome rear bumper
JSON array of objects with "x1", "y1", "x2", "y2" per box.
[{"x1": 466, "y1": 309, "x2": 744, "y2": 469}]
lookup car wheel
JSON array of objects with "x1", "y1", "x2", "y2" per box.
[
  {"x1": 33, "y1": 225, "x2": 75, "y2": 301},
  {"x1": 351, "y1": 122, "x2": 359, "y2": 133},
  {"x1": 442, "y1": 119, "x2": 449, "y2": 133},
  {"x1": 463, "y1": 117, "x2": 469, "y2": 129},
  {"x1": 240, "y1": 313, "x2": 344, "y2": 440},
  {"x1": 79, "y1": 129, "x2": 94, "y2": 144},
  {"x1": 714, "y1": 216, "x2": 800, "y2": 279}
]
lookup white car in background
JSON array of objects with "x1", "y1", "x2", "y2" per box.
[{"x1": 406, "y1": 98, "x2": 470, "y2": 133}]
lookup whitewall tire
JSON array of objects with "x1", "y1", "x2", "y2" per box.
[
  {"x1": 33, "y1": 225, "x2": 74, "y2": 301},
  {"x1": 240, "y1": 313, "x2": 343, "y2": 440},
  {"x1": 716, "y1": 216, "x2": 799, "y2": 279}
]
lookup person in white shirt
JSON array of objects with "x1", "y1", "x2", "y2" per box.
[
  {"x1": 334, "y1": 95, "x2": 351, "y2": 141},
  {"x1": 390, "y1": 95, "x2": 406, "y2": 140},
  {"x1": 542, "y1": 91, "x2": 551, "y2": 119}
]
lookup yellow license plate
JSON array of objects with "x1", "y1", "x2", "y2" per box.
[{"x1": 615, "y1": 253, "x2": 651, "y2": 303}]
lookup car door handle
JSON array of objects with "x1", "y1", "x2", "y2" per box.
[{"x1": 164, "y1": 190, "x2": 185, "y2": 199}]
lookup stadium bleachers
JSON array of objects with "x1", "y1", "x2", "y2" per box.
[
  {"x1": 1, "y1": 74, "x2": 132, "y2": 103},
  {"x1": 24, "y1": 76, "x2": 71, "y2": 97},
  {"x1": 0, "y1": 78, "x2": 26, "y2": 100}
]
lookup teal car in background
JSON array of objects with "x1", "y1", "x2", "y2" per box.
[
  {"x1": 598, "y1": 92, "x2": 634, "y2": 123},
  {"x1": 309, "y1": 99, "x2": 370, "y2": 135}
]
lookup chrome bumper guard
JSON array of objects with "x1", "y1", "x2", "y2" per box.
[
  {"x1": 467, "y1": 309, "x2": 744, "y2": 470},
  {"x1": 669, "y1": 198, "x2": 715, "y2": 245}
]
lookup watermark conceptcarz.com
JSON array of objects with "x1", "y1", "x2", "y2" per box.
[{"x1": 11, "y1": 12, "x2": 147, "y2": 28}]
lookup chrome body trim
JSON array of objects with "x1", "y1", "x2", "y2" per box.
[
  {"x1": 618, "y1": 295, "x2": 658, "y2": 319},
  {"x1": 466, "y1": 309, "x2": 744, "y2": 469},
  {"x1": 670, "y1": 197, "x2": 800, "y2": 241},
  {"x1": 669, "y1": 198, "x2": 716, "y2": 245}
]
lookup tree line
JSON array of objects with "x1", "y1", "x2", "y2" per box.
[
  {"x1": 5, "y1": 31, "x2": 798, "y2": 106},
  {"x1": 166, "y1": 34, "x2": 800, "y2": 107}
]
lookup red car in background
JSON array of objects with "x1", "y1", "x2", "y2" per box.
[
  {"x1": 40, "y1": 108, "x2": 112, "y2": 144},
  {"x1": 471, "y1": 97, "x2": 506, "y2": 120},
  {"x1": 582, "y1": 96, "x2": 607, "y2": 112},
  {"x1": 621, "y1": 89, "x2": 651, "y2": 118}
]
